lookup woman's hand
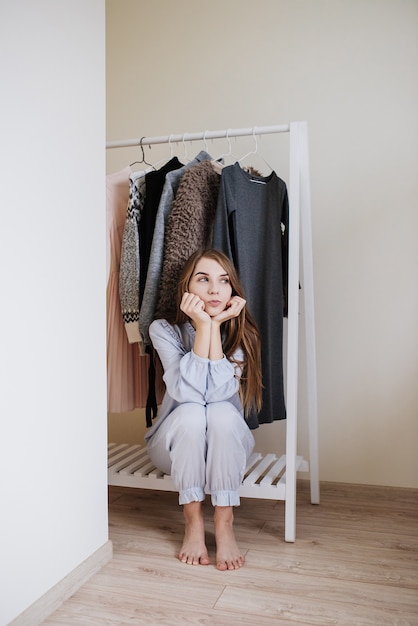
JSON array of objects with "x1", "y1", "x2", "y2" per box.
[
  {"x1": 180, "y1": 292, "x2": 211, "y2": 325},
  {"x1": 212, "y1": 296, "x2": 246, "y2": 324}
]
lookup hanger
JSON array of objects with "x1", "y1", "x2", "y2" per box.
[
  {"x1": 199, "y1": 130, "x2": 222, "y2": 173},
  {"x1": 215, "y1": 128, "x2": 238, "y2": 164},
  {"x1": 203, "y1": 129, "x2": 220, "y2": 165},
  {"x1": 203, "y1": 130, "x2": 209, "y2": 153},
  {"x1": 130, "y1": 137, "x2": 155, "y2": 168},
  {"x1": 181, "y1": 133, "x2": 191, "y2": 163},
  {"x1": 146, "y1": 134, "x2": 176, "y2": 171},
  {"x1": 238, "y1": 127, "x2": 274, "y2": 175}
]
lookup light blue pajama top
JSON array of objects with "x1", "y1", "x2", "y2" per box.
[{"x1": 145, "y1": 319, "x2": 244, "y2": 441}]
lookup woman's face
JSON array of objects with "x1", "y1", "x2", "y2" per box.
[{"x1": 188, "y1": 257, "x2": 233, "y2": 317}]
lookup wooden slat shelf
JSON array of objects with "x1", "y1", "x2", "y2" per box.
[{"x1": 108, "y1": 442, "x2": 309, "y2": 501}]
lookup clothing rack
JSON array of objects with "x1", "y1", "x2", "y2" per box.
[
  {"x1": 106, "y1": 122, "x2": 319, "y2": 542},
  {"x1": 106, "y1": 124, "x2": 290, "y2": 149}
]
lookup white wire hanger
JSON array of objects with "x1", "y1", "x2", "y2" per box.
[
  {"x1": 181, "y1": 133, "x2": 192, "y2": 163},
  {"x1": 238, "y1": 127, "x2": 274, "y2": 174},
  {"x1": 216, "y1": 128, "x2": 239, "y2": 164}
]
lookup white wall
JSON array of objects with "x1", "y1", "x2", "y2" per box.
[
  {"x1": 0, "y1": 2, "x2": 107, "y2": 624},
  {"x1": 106, "y1": 0, "x2": 418, "y2": 489}
]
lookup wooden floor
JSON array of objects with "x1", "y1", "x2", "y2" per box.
[{"x1": 44, "y1": 481, "x2": 418, "y2": 625}]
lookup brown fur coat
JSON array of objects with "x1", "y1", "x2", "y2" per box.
[{"x1": 155, "y1": 160, "x2": 220, "y2": 320}]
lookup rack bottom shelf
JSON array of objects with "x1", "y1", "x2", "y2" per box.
[{"x1": 108, "y1": 442, "x2": 309, "y2": 501}]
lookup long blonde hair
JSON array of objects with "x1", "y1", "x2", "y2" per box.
[{"x1": 165, "y1": 248, "x2": 263, "y2": 415}]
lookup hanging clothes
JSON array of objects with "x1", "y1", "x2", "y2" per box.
[
  {"x1": 155, "y1": 159, "x2": 221, "y2": 322},
  {"x1": 137, "y1": 157, "x2": 185, "y2": 425},
  {"x1": 138, "y1": 150, "x2": 212, "y2": 346},
  {"x1": 212, "y1": 162, "x2": 289, "y2": 429},
  {"x1": 119, "y1": 172, "x2": 146, "y2": 345},
  {"x1": 106, "y1": 167, "x2": 152, "y2": 413},
  {"x1": 139, "y1": 157, "x2": 183, "y2": 302}
]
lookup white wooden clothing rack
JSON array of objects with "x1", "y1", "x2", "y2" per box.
[{"x1": 106, "y1": 122, "x2": 319, "y2": 542}]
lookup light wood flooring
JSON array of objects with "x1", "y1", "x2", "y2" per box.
[{"x1": 44, "y1": 481, "x2": 418, "y2": 625}]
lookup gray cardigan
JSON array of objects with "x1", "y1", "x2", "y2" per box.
[{"x1": 138, "y1": 151, "x2": 212, "y2": 345}]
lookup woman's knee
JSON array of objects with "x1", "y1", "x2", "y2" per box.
[
  {"x1": 170, "y1": 403, "x2": 207, "y2": 441},
  {"x1": 206, "y1": 402, "x2": 242, "y2": 435},
  {"x1": 206, "y1": 402, "x2": 254, "y2": 453}
]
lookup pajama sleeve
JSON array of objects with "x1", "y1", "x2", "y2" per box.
[
  {"x1": 149, "y1": 320, "x2": 208, "y2": 405},
  {"x1": 149, "y1": 320, "x2": 243, "y2": 406},
  {"x1": 206, "y1": 354, "x2": 241, "y2": 403}
]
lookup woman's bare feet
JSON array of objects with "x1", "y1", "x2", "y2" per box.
[
  {"x1": 178, "y1": 501, "x2": 211, "y2": 565},
  {"x1": 214, "y1": 506, "x2": 245, "y2": 571}
]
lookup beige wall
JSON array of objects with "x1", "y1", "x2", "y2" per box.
[{"x1": 106, "y1": 0, "x2": 418, "y2": 489}]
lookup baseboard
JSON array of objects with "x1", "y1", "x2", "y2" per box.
[{"x1": 8, "y1": 540, "x2": 113, "y2": 626}]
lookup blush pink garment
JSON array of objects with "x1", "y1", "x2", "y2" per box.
[{"x1": 106, "y1": 167, "x2": 152, "y2": 413}]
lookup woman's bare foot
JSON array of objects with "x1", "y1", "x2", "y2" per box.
[
  {"x1": 178, "y1": 501, "x2": 211, "y2": 566},
  {"x1": 214, "y1": 506, "x2": 245, "y2": 571}
]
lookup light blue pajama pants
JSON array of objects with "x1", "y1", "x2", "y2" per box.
[{"x1": 147, "y1": 401, "x2": 255, "y2": 507}]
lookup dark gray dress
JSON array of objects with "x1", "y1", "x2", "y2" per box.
[{"x1": 212, "y1": 163, "x2": 289, "y2": 428}]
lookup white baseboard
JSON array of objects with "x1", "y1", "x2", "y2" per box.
[{"x1": 8, "y1": 540, "x2": 113, "y2": 626}]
